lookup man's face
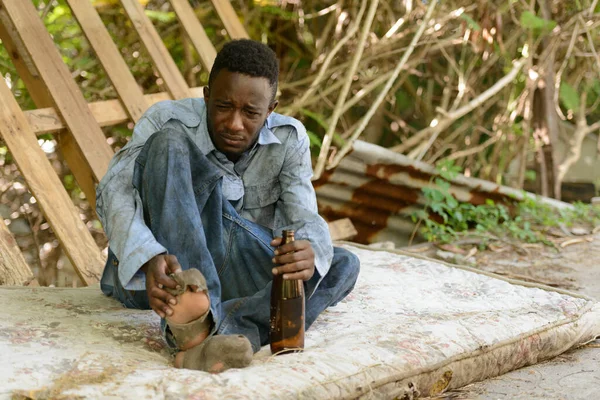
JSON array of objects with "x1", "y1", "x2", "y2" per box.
[{"x1": 204, "y1": 70, "x2": 277, "y2": 162}]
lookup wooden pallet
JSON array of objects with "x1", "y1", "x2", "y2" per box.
[{"x1": 0, "y1": 0, "x2": 249, "y2": 286}]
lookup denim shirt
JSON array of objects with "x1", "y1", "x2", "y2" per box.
[{"x1": 96, "y1": 98, "x2": 333, "y2": 291}]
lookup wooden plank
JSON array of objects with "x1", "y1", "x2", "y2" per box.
[
  {"x1": 119, "y1": 0, "x2": 191, "y2": 99},
  {"x1": 327, "y1": 218, "x2": 358, "y2": 241},
  {"x1": 0, "y1": 6, "x2": 99, "y2": 205},
  {"x1": 0, "y1": 80, "x2": 104, "y2": 286},
  {"x1": 0, "y1": 217, "x2": 34, "y2": 286},
  {"x1": 26, "y1": 87, "x2": 204, "y2": 135},
  {"x1": 169, "y1": 0, "x2": 216, "y2": 71},
  {"x1": 0, "y1": 0, "x2": 113, "y2": 184},
  {"x1": 56, "y1": 133, "x2": 99, "y2": 207},
  {"x1": 210, "y1": 0, "x2": 250, "y2": 39},
  {"x1": 0, "y1": 9, "x2": 52, "y2": 107},
  {"x1": 66, "y1": 0, "x2": 148, "y2": 122}
]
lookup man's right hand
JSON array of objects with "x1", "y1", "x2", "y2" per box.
[{"x1": 143, "y1": 254, "x2": 183, "y2": 318}]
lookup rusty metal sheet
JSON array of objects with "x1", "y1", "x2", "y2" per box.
[{"x1": 314, "y1": 140, "x2": 570, "y2": 246}]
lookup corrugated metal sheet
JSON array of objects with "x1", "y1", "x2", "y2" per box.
[{"x1": 314, "y1": 140, "x2": 570, "y2": 246}]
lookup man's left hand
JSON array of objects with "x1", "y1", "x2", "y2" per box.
[{"x1": 270, "y1": 237, "x2": 315, "y2": 281}]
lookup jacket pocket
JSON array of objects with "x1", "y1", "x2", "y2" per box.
[{"x1": 243, "y1": 178, "x2": 281, "y2": 209}]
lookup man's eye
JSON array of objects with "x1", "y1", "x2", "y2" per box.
[{"x1": 216, "y1": 105, "x2": 230, "y2": 110}]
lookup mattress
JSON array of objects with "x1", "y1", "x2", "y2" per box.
[{"x1": 2, "y1": 243, "x2": 599, "y2": 399}]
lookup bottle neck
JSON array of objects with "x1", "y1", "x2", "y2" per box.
[{"x1": 282, "y1": 230, "x2": 295, "y2": 245}]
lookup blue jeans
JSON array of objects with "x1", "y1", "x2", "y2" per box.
[{"x1": 101, "y1": 129, "x2": 360, "y2": 352}]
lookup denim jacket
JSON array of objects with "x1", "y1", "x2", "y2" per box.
[{"x1": 96, "y1": 98, "x2": 333, "y2": 291}]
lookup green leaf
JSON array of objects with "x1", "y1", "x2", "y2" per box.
[
  {"x1": 300, "y1": 108, "x2": 328, "y2": 130},
  {"x1": 92, "y1": 220, "x2": 104, "y2": 230},
  {"x1": 460, "y1": 14, "x2": 481, "y2": 31},
  {"x1": 395, "y1": 90, "x2": 413, "y2": 112},
  {"x1": 306, "y1": 130, "x2": 322, "y2": 148},
  {"x1": 524, "y1": 169, "x2": 536, "y2": 182},
  {"x1": 559, "y1": 82, "x2": 580, "y2": 111},
  {"x1": 63, "y1": 174, "x2": 75, "y2": 190},
  {"x1": 434, "y1": 178, "x2": 451, "y2": 192},
  {"x1": 259, "y1": 5, "x2": 297, "y2": 20},
  {"x1": 445, "y1": 196, "x2": 458, "y2": 209},
  {"x1": 46, "y1": 5, "x2": 69, "y2": 24},
  {"x1": 436, "y1": 159, "x2": 462, "y2": 180},
  {"x1": 415, "y1": 210, "x2": 429, "y2": 220},
  {"x1": 430, "y1": 190, "x2": 445, "y2": 203},
  {"x1": 520, "y1": 11, "x2": 557, "y2": 31},
  {"x1": 145, "y1": 10, "x2": 176, "y2": 23},
  {"x1": 454, "y1": 211, "x2": 463, "y2": 222}
]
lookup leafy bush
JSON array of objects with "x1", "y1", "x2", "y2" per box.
[{"x1": 413, "y1": 161, "x2": 600, "y2": 246}]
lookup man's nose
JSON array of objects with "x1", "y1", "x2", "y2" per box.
[{"x1": 225, "y1": 111, "x2": 244, "y2": 132}]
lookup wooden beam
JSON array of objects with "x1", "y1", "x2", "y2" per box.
[
  {"x1": 66, "y1": 0, "x2": 148, "y2": 122},
  {"x1": 0, "y1": 218, "x2": 34, "y2": 286},
  {"x1": 169, "y1": 0, "x2": 216, "y2": 72},
  {"x1": 26, "y1": 87, "x2": 204, "y2": 135},
  {"x1": 0, "y1": 0, "x2": 113, "y2": 186},
  {"x1": 210, "y1": 0, "x2": 250, "y2": 39},
  {"x1": 0, "y1": 79, "x2": 104, "y2": 286},
  {"x1": 0, "y1": 4, "x2": 102, "y2": 205},
  {"x1": 327, "y1": 218, "x2": 358, "y2": 241},
  {"x1": 56, "y1": 133, "x2": 99, "y2": 207},
  {"x1": 0, "y1": 9, "x2": 52, "y2": 107},
  {"x1": 119, "y1": 0, "x2": 191, "y2": 99}
]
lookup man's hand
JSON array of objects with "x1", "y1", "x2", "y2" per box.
[
  {"x1": 270, "y1": 237, "x2": 315, "y2": 281},
  {"x1": 143, "y1": 254, "x2": 182, "y2": 318}
]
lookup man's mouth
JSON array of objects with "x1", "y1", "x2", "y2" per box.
[{"x1": 220, "y1": 133, "x2": 244, "y2": 145}]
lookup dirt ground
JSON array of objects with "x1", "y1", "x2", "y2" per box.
[{"x1": 405, "y1": 228, "x2": 600, "y2": 399}]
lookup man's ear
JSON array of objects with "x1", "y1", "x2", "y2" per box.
[
  {"x1": 268, "y1": 100, "x2": 279, "y2": 116},
  {"x1": 203, "y1": 86, "x2": 210, "y2": 100}
]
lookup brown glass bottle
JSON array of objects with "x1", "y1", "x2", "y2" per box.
[{"x1": 270, "y1": 230, "x2": 305, "y2": 355}]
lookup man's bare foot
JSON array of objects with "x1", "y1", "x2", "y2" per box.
[
  {"x1": 168, "y1": 290, "x2": 210, "y2": 350},
  {"x1": 165, "y1": 270, "x2": 253, "y2": 372},
  {"x1": 167, "y1": 289, "x2": 211, "y2": 368}
]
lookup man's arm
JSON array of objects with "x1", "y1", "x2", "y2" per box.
[
  {"x1": 96, "y1": 116, "x2": 168, "y2": 290},
  {"x1": 272, "y1": 130, "x2": 334, "y2": 281}
]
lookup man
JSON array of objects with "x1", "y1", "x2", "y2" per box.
[{"x1": 97, "y1": 39, "x2": 360, "y2": 373}]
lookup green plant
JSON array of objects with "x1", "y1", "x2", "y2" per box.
[{"x1": 411, "y1": 161, "x2": 599, "y2": 248}]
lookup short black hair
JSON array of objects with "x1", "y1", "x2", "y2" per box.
[{"x1": 209, "y1": 39, "x2": 279, "y2": 100}]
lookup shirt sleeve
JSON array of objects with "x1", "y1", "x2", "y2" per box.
[
  {"x1": 274, "y1": 128, "x2": 334, "y2": 284},
  {"x1": 95, "y1": 116, "x2": 167, "y2": 290}
]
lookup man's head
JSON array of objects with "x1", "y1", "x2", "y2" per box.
[{"x1": 204, "y1": 40, "x2": 279, "y2": 162}]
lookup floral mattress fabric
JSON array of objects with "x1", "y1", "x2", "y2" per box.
[{"x1": 1, "y1": 244, "x2": 599, "y2": 399}]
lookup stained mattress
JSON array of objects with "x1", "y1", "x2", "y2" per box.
[{"x1": 2, "y1": 243, "x2": 599, "y2": 399}]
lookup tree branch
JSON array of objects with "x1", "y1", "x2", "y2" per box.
[
  {"x1": 580, "y1": 15, "x2": 600, "y2": 84},
  {"x1": 584, "y1": 120, "x2": 600, "y2": 135},
  {"x1": 590, "y1": 0, "x2": 599, "y2": 15},
  {"x1": 289, "y1": 0, "x2": 367, "y2": 115},
  {"x1": 326, "y1": 0, "x2": 437, "y2": 170},
  {"x1": 313, "y1": 0, "x2": 379, "y2": 180},
  {"x1": 554, "y1": 24, "x2": 579, "y2": 121},
  {"x1": 518, "y1": 75, "x2": 536, "y2": 189},
  {"x1": 445, "y1": 131, "x2": 503, "y2": 161},
  {"x1": 391, "y1": 58, "x2": 527, "y2": 155}
]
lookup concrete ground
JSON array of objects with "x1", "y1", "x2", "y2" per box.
[{"x1": 408, "y1": 229, "x2": 600, "y2": 399}]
